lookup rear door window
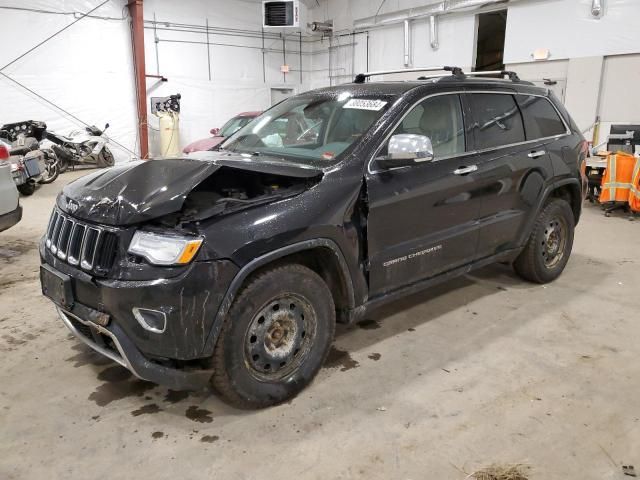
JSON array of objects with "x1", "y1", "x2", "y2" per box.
[
  {"x1": 468, "y1": 93, "x2": 525, "y2": 150},
  {"x1": 515, "y1": 95, "x2": 567, "y2": 140}
]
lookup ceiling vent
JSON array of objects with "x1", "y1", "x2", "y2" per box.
[{"x1": 263, "y1": 1, "x2": 300, "y2": 28}]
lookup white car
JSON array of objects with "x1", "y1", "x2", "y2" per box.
[{"x1": 0, "y1": 143, "x2": 22, "y2": 232}]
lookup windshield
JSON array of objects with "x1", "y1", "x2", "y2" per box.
[
  {"x1": 219, "y1": 116, "x2": 254, "y2": 137},
  {"x1": 220, "y1": 95, "x2": 390, "y2": 164}
]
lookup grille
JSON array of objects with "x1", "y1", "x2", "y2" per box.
[
  {"x1": 264, "y1": 1, "x2": 294, "y2": 27},
  {"x1": 45, "y1": 209, "x2": 118, "y2": 276},
  {"x1": 67, "y1": 314, "x2": 118, "y2": 355},
  {"x1": 69, "y1": 316, "x2": 93, "y2": 339}
]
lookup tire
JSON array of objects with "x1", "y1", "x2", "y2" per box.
[
  {"x1": 211, "y1": 264, "x2": 336, "y2": 408},
  {"x1": 51, "y1": 145, "x2": 72, "y2": 173},
  {"x1": 58, "y1": 157, "x2": 69, "y2": 173},
  {"x1": 96, "y1": 147, "x2": 114, "y2": 168},
  {"x1": 514, "y1": 198, "x2": 575, "y2": 284},
  {"x1": 17, "y1": 181, "x2": 36, "y2": 196}
]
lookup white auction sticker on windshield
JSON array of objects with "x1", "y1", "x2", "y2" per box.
[{"x1": 343, "y1": 99, "x2": 387, "y2": 111}]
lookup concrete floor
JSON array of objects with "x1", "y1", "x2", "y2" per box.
[{"x1": 1, "y1": 170, "x2": 638, "y2": 480}]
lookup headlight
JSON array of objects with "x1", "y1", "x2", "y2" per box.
[{"x1": 128, "y1": 231, "x2": 203, "y2": 266}]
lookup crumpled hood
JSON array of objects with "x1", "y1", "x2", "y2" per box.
[{"x1": 58, "y1": 154, "x2": 322, "y2": 226}]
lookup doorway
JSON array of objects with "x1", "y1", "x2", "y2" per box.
[{"x1": 474, "y1": 10, "x2": 507, "y2": 72}]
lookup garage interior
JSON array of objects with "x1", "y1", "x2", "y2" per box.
[{"x1": 1, "y1": 0, "x2": 639, "y2": 479}]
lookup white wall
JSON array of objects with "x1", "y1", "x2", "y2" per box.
[
  {"x1": 0, "y1": 0, "x2": 313, "y2": 160},
  {"x1": 3, "y1": 0, "x2": 639, "y2": 159},
  {"x1": 504, "y1": 0, "x2": 640, "y2": 63},
  {"x1": 309, "y1": 0, "x2": 640, "y2": 145},
  {"x1": 143, "y1": 0, "x2": 312, "y2": 156},
  {"x1": 308, "y1": 0, "x2": 476, "y2": 87},
  {"x1": 0, "y1": 0, "x2": 138, "y2": 163}
]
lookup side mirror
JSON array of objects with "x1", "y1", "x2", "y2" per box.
[
  {"x1": 104, "y1": 123, "x2": 110, "y2": 130},
  {"x1": 210, "y1": 128, "x2": 220, "y2": 136},
  {"x1": 377, "y1": 134, "x2": 434, "y2": 169}
]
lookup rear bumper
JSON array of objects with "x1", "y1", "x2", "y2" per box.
[
  {"x1": 57, "y1": 305, "x2": 212, "y2": 390},
  {"x1": 0, "y1": 204, "x2": 22, "y2": 232}
]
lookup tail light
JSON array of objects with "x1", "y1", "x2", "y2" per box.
[{"x1": 0, "y1": 145, "x2": 9, "y2": 161}]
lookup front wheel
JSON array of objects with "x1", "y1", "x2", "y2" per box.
[
  {"x1": 51, "y1": 145, "x2": 72, "y2": 173},
  {"x1": 211, "y1": 264, "x2": 336, "y2": 408},
  {"x1": 514, "y1": 198, "x2": 575, "y2": 283},
  {"x1": 96, "y1": 147, "x2": 114, "y2": 168}
]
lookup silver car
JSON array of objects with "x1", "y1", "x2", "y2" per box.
[{"x1": 0, "y1": 143, "x2": 22, "y2": 232}]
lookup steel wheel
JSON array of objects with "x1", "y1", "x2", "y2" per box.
[
  {"x1": 244, "y1": 294, "x2": 316, "y2": 381},
  {"x1": 541, "y1": 215, "x2": 567, "y2": 269},
  {"x1": 211, "y1": 264, "x2": 335, "y2": 408},
  {"x1": 514, "y1": 198, "x2": 575, "y2": 284}
]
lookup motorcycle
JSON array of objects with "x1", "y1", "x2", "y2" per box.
[
  {"x1": 0, "y1": 121, "x2": 59, "y2": 195},
  {"x1": 46, "y1": 123, "x2": 114, "y2": 172}
]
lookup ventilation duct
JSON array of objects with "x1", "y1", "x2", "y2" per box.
[
  {"x1": 354, "y1": 0, "x2": 528, "y2": 29},
  {"x1": 429, "y1": 16, "x2": 439, "y2": 49},
  {"x1": 403, "y1": 20, "x2": 411, "y2": 66},
  {"x1": 591, "y1": 0, "x2": 603, "y2": 17}
]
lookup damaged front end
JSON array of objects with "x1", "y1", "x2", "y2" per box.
[{"x1": 40, "y1": 154, "x2": 323, "y2": 389}]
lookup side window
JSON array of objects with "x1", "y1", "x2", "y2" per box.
[
  {"x1": 392, "y1": 94, "x2": 466, "y2": 157},
  {"x1": 516, "y1": 95, "x2": 567, "y2": 140},
  {"x1": 469, "y1": 93, "x2": 525, "y2": 150}
]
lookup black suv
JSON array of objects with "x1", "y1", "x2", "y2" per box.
[{"x1": 40, "y1": 68, "x2": 587, "y2": 408}]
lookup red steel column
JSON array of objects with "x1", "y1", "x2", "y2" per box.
[{"x1": 127, "y1": 0, "x2": 149, "y2": 159}]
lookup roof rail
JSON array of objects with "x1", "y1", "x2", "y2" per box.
[
  {"x1": 353, "y1": 66, "x2": 460, "y2": 84},
  {"x1": 459, "y1": 70, "x2": 522, "y2": 81},
  {"x1": 353, "y1": 66, "x2": 522, "y2": 83}
]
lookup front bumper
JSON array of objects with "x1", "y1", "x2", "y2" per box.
[
  {"x1": 57, "y1": 306, "x2": 212, "y2": 390},
  {"x1": 41, "y1": 244, "x2": 239, "y2": 389}
]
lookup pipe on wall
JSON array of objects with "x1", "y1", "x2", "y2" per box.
[
  {"x1": 429, "y1": 15, "x2": 439, "y2": 50},
  {"x1": 127, "y1": 0, "x2": 149, "y2": 159},
  {"x1": 403, "y1": 19, "x2": 411, "y2": 66},
  {"x1": 591, "y1": 0, "x2": 603, "y2": 17}
]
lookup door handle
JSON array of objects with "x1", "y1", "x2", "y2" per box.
[
  {"x1": 528, "y1": 150, "x2": 547, "y2": 158},
  {"x1": 453, "y1": 165, "x2": 478, "y2": 175}
]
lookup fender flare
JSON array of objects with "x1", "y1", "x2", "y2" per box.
[
  {"x1": 201, "y1": 238, "x2": 355, "y2": 356},
  {"x1": 516, "y1": 177, "x2": 582, "y2": 247}
]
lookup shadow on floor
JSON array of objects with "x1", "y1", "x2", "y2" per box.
[{"x1": 66, "y1": 252, "x2": 612, "y2": 419}]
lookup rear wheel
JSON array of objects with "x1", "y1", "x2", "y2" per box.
[
  {"x1": 39, "y1": 153, "x2": 59, "y2": 184},
  {"x1": 17, "y1": 181, "x2": 36, "y2": 196},
  {"x1": 211, "y1": 264, "x2": 335, "y2": 408},
  {"x1": 514, "y1": 198, "x2": 575, "y2": 283}
]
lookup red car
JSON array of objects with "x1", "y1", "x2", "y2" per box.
[{"x1": 183, "y1": 111, "x2": 261, "y2": 153}]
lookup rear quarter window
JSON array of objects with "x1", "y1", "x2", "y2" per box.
[
  {"x1": 468, "y1": 93, "x2": 525, "y2": 150},
  {"x1": 516, "y1": 95, "x2": 567, "y2": 140}
]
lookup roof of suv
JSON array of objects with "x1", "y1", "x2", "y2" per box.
[{"x1": 309, "y1": 76, "x2": 549, "y2": 98}]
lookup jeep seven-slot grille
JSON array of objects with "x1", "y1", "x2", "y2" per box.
[{"x1": 45, "y1": 209, "x2": 118, "y2": 276}]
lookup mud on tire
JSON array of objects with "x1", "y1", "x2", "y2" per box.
[
  {"x1": 211, "y1": 264, "x2": 336, "y2": 408},
  {"x1": 514, "y1": 198, "x2": 575, "y2": 284}
]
